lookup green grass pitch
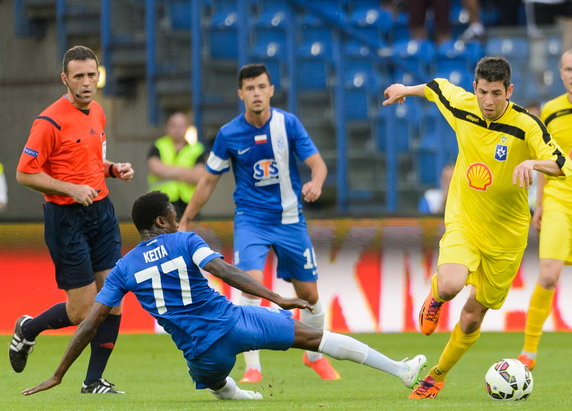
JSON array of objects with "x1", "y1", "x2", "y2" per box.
[{"x1": 0, "y1": 332, "x2": 570, "y2": 410}]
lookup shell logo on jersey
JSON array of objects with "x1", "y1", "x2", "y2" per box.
[
  {"x1": 466, "y1": 162, "x2": 492, "y2": 191},
  {"x1": 253, "y1": 159, "x2": 280, "y2": 187}
]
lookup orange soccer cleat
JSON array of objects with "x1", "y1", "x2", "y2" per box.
[
  {"x1": 517, "y1": 354, "x2": 536, "y2": 371},
  {"x1": 239, "y1": 368, "x2": 262, "y2": 383},
  {"x1": 419, "y1": 290, "x2": 444, "y2": 336},
  {"x1": 409, "y1": 375, "x2": 445, "y2": 399},
  {"x1": 303, "y1": 353, "x2": 341, "y2": 380}
]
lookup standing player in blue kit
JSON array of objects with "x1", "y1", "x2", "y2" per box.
[{"x1": 179, "y1": 64, "x2": 337, "y2": 383}]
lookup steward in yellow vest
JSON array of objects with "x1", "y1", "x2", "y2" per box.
[{"x1": 147, "y1": 112, "x2": 205, "y2": 218}]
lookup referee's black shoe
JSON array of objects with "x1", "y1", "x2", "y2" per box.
[
  {"x1": 81, "y1": 378, "x2": 125, "y2": 394},
  {"x1": 9, "y1": 315, "x2": 36, "y2": 373}
]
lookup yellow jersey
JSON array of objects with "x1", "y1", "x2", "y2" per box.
[
  {"x1": 425, "y1": 79, "x2": 571, "y2": 252},
  {"x1": 540, "y1": 93, "x2": 572, "y2": 212}
]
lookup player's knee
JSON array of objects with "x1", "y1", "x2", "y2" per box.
[{"x1": 539, "y1": 272, "x2": 559, "y2": 290}]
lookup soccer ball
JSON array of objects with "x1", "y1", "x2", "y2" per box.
[{"x1": 485, "y1": 358, "x2": 533, "y2": 401}]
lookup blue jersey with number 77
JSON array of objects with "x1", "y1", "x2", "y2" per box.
[{"x1": 96, "y1": 232, "x2": 240, "y2": 359}]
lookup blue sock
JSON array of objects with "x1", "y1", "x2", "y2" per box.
[
  {"x1": 22, "y1": 302, "x2": 72, "y2": 341},
  {"x1": 84, "y1": 314, "x2": 121, "y2": 385}
]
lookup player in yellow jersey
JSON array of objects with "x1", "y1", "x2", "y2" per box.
[
  {"x1": 518, "y1": 50, "x2": 572, "y2": 371},
  {"x1": 383, "y1": 56, "x2": 572, "y2": 399}
]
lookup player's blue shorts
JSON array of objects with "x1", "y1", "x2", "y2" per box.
[
  {"x1": 233, "y1": 219, "x2": 319, "y2": 282},
  {"x1": 187, "y1": 305, "x2": 295, "y2": 389},
  {"x1": 44, "y1": 196, "x2": 122, "y2": 290}
]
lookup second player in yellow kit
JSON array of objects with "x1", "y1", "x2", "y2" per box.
[
  {"x1": 383, "y1": 56, "x2": 571, "y2": 399},
  {"x1": 519, "y1": 50, "x2": 572, "y2": 371}
]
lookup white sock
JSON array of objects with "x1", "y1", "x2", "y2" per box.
[
  {"x1": 239, "y1": 295, "x2": 262, "y2": 370},
  {"x1": 318, "y1": 330, "x2": 406, "y2": 377},
  {"x1": 209, "y1": 377, "x2": 263, "y2": 400},
  {"x1": 300, "y1": 299, "x2": 324, "y2": 362}
]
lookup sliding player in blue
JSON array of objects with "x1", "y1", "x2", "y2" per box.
[{"x1": 22, "y1": 191, "x2": 426, "y2": 400}]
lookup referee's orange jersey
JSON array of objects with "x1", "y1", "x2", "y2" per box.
[{"x1": 17, "y1": 96, "x2": 109, "y2": 205}]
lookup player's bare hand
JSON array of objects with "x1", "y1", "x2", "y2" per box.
[
  {"x1": 302, "y1": 181, "x2": 322, "y2": 203},
  {"x1": 22, "y1": 376, "x2": 61, "y2": 395},
  {"x1": 512, "y1": 160, "x2": 535, "y2": 188},
  {"x1": 113, "y1": 163, "x2": 134, "y2": 182},
  {"x1": 275, "y1": 296, "x2": 314, "y2": 312},
  {"x1": 382, "y1": 84, "x2": 407, "y2": 106},
  {"x1": 69, "y1": 185, "x2": 99, "y2": 206},
  {"x1": 531, "y1": 205, "x2": 542, "y2": 232}
]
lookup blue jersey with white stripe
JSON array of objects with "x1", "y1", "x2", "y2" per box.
[
  {"x1": 206, "y1": 108, "x2": 319, "y2": 225},
  {"x1": 96, "y1": 232, "x2": 240, "y2": 359}
]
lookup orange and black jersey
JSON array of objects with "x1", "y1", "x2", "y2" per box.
[
  {"x1": 17, "y1": 96, "x2": 109, "y2": 205},
  {"x1": 425, "y1": 79, "x2": 571, "y2": 251}
]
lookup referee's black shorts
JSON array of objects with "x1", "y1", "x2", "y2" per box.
[{"x1": 44, "y1": 196, "x2": 122, "y2": 290}]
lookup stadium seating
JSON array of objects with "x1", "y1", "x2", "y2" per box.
[
  {"x1": 485, "y1": 36, "x2": 529, "y2": 63},
  {"x1": 349, "y1": 5, "x2": 392, "y2": 43},
  {"x1": 435, "y1": 40, "x2": 483, "y2": 74},
  {"x1": 391, "y1": 39, "x2": 436, "y2": 83},
  {"x1": 208, "y1": 0, "x2": 239, "y2": 59}
]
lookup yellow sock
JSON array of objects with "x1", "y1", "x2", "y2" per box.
[
  {"x1": 429, "y1": 323, "x2": 480, "y2": 382},
  {"x1": 522, "y1": 284, "x2": 555, "y2": 354},
  {"x1": 431, "y1": 273, "x2": 446, "y2": 303}
]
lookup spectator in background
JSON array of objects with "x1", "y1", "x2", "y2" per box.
[
  {"x1": 0, "y1": 161, "x2": 7, "y2": 212},
  {"x1": 147, "y1": 112, "x2": 205, "y2": 220},
  {"x1": 408, "y1": 0, "x2": 452, "y2": 44},
  {"x1": 460, "y1": 0, "x2": 486, "y2": 42},
  {"x1": 418, "y1": 164, "x2": 455, "y2": 214}
]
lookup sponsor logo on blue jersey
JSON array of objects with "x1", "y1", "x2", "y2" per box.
[
  {"x1": 23, "y1": 147, "x2": 39, "y2": 157},
  {"x1": 494, "y1": 144, "x2": 507, "y2": 161},
  {"x1": 253, "y1": 159, "x2": 279, "y2": 186}
]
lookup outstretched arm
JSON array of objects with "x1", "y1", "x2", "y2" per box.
[
  {"x1": 302, "y1": 153, "x2": 327, "y2": 203},
  {"x1": 204, "y1": 258, "x2": 312, "y2": 311},
  {"x1": 179, "y1": 172, "x2": 222, "y2": 231},
  {"x1": 21, "y1": 303, "x2": 112, "y2": 396},
  {"x1": 382, "y1": 83, "x2": 427, "y2": 106}
]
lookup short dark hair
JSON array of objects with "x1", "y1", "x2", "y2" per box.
[
  {"x1": 238, "y1": 64, "x2": 271, "y2": 88},
  {"x1": 474, "y1": 57, "x2": 511, "y2": 90},
  {"x1": 62, "y1": 45, "x2": 99, "y2": 74},
  {"x1": 131, "y1": 191, "x2": 172, "y2": 231}
]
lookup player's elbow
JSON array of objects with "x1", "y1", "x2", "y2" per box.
[{"x1": 16, "y1": 171, "x2": 33, "y2": 187}]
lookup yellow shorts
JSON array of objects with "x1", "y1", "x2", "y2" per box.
[
  {"x1": 539, "y1": 204, "x2": 572, "y2": 264},
  {"x1": 437, "y1": 226, "x2": 525, "y2": 310}
]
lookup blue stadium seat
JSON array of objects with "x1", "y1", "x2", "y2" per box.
[
  {"x1": 391, "y1": 12, "x2": 410, "y2": 42},
  {"x1": 436, "y1": 40, "x2": 483, "y2": 74},
  {"x1": 305, "y1": 0, "x2": 347, "y2": 25},
  {"x1": 250, "y1": 41, "x2": 284, "y2": 89},
  {"x1": 485, "y1": 37, "x2": 529, "y2": 62},
  {"x1": 391, "y1": 39, "x2": 436, "y2": 83},
  {"x1": 296, "y1": 40, "x2": 331, "y2": 90},
  {"x1": 208, "y1": 1, "x2": 238, "y2": 59},
  {"x1": 349, "y1": 6, "x2": 392, "y2": 42},
  {"x1": 376, "y1": 99, "x2": 421, "y2": 153},
  {"x1": 344, "y1": 68, "x2": 382, "y2": 121},
  {"x1": 168, "y1": 0, "x2": 192, "y2": 31},
  {"x1": 435, "y1": 68, "x2": 473, "y2": 92}
]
